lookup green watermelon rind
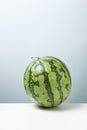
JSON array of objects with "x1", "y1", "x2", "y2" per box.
[{"x1": 24, "y1": 56, "x2": 72, "y2": 108}]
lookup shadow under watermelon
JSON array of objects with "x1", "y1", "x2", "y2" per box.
[{"x1": 33, "y1": 103, "x2": 83, "y2": 112}]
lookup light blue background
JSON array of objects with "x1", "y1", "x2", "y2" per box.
[{"x1": 0, "y1": 0, "x2": 87, "y2": 103}]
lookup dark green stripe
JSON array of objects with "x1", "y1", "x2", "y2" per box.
[
  {"x1": 59, "y1": 68, "x2": 67, "y2": 78},
  {"x1": 52, "y1": 57, "x2": 72, "y2": 84},
  {"x1": 28, "y1": 64, "x2": 40, "y2": 100},
  {"x1": 43, "y1": 59, "x2": 63, "y2": 103},
  {"x1": 39, "y1": 61, "x2": 54, "y2": 106}
]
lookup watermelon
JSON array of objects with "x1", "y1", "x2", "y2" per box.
[{"x1": 24, "y1": 56, "x2": 72, "y2": 108}]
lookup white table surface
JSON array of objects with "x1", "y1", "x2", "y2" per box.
[{"x1": 0, "y1": 103, "x2": 87, "y2": 130}]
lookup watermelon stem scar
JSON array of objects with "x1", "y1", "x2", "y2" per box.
[{"x1": 31, "y1": 57, "x2": 40, "y2": 61}]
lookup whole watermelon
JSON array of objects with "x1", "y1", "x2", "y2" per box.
[{"x1": 24, "y1": 56, "x2": 72, "y2": 108}]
